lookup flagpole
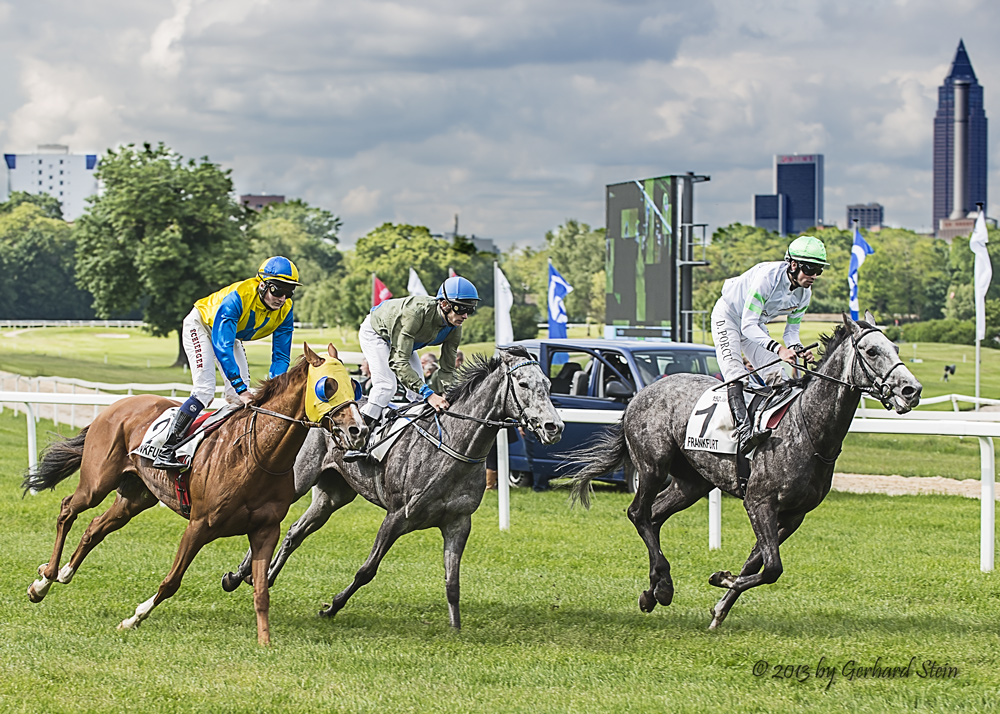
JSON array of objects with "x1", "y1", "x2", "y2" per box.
[
  {"x1": 371, "y1": 272, "x2": 376, "y2": 308},
  {"x1": 976, "y1": 206, "x2": 984, "y2": 410}
]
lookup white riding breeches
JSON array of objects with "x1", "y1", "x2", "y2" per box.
[
  {"x1": 358, "y1": 315, "x2": 423, "y2": 421},
  {"x1": 711, "y1": 300, "x2": 786, "y2": 385},
  {"x1": 182, "y1": 307, "x2": 250, "y2": 407}
]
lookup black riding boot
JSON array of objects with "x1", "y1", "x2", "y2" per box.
[
  {"x1": 152, "y1": 409, "x2": 196, "y2": 470},
  {"x1": 727, "y1": 381, "x2": 771, "y2": 456},
  {"x1": 344, "y1": 413, "x2": 380, "y2": 463}
]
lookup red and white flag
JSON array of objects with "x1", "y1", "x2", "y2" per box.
[
  {"x1": 373, "y1": 275, "x2": 393, "y2": 307},
  {"x1": 448, "y1": 267, "x2": 457, "y2": 278}
]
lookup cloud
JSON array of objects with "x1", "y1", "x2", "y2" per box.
[{"x1": 0, "y1": 0, "x2": 998, "y2": 244}]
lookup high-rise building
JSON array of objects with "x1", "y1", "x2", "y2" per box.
[
  {"x1": 847, "y1": 203, "x2": 884, "y2": 230},
  {"x1": 933, "y1": 40, "x2": 987, "y2": 236},
  {"x1": 3, "y1": 144, "x2": 98, "y2": 221},
  {"x1": 752, "y1": 154, "x2": 823, "y2": 236}
]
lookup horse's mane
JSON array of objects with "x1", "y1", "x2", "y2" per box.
[
  {"x1": 445, "y1": 345, "x2": 533, "y2": 404},
  {"x1": 796, "y1": 319, "x2": 874, "y2": 386},
  {"x1": 251, "y1": 355, "x2": 309, "y2": 405}
]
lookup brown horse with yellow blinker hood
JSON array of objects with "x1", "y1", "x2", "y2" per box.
[{"x1": 22, "y1": 343, "x2": 366, "y2": 645}]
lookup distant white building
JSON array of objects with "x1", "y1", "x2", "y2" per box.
[{"x1": 4, "y1": 144, "x2": 99, "y2": 221}]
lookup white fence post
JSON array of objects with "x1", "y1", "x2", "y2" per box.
[
  {"x1": 980, "y1": 436, "x2": 995, "y2": 573},
  {"x1": 709, "y1": 488, "x2": 722, "y2": 550},
  {"x1": 497, "y1": 430, "x2": 511, "y2": 532}
]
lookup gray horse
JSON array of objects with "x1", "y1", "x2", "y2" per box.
[
  {"x1": 222, "y1": 346, "x2": 564, "y2": 628},
  {"x1": 571, "y1": 314, "x2": 922, "y2": 630}
]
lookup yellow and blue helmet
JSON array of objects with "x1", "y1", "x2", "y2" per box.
[{"x1": 257, "y1": 256, "x2": 302, "y2": 286}]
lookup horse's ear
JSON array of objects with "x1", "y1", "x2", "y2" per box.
[
  {"x1": 303, "y1": 342, "x2": 324, "y2": 367},
  {"x1": 864, "y1": 310, "x2": 877, "y2": 326},
  {"x1": 841, "y1": 312, "x2": 853, "y2": 327},
  {"x1": 327, "y1": 343, "x2": 339, "y2": 360}
]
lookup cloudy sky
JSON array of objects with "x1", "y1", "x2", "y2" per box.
[{"x1": 1, "y1": 0, "x2": 997, "y2": 247}]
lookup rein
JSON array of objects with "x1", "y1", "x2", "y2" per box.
[
  {"x1": 407, "y1": 358, "x2": 541, "y2": 463},
  {"x1": 241, "y1": 399, "x2": 360, "y2": 475},
  {"x1": 792, "y1": 326, "x2": 905, "y2": 464}
]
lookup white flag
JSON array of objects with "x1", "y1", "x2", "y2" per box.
[
  {"x1": 407, "y1": 268, "x2": 428, "y2": 296},
  {"x1": 971, "y1": 210, "x2": 992, "y2": 341},
  {"x1": 494, "y1": 262, "x2": 514, "y2": 346}
]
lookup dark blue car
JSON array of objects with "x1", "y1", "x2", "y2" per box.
[{"x1": 500, "y1": 338, "x2": 721, "y2": 492}]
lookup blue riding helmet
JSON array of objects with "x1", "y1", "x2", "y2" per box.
[
  {"x1": 437, "y1": 276, "x2": 480, "y2": 306},
  {"x1": 257, "y1": 256, "x2": 302, "y2": 286}
]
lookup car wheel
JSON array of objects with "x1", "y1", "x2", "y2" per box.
[
  {"x1": 509, "y1": 471, "x2": 533, "y2": 488},
  {"x1": 623, "y1": 465, "x2": 638, "y2": 494}
]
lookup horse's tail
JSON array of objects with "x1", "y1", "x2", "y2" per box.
[
  {"x1": 22, "y1": 426, "x2": 89, "y2": 496},
  {"x1": 569, "y1": 421, "x2": 631, "y2": 510}
]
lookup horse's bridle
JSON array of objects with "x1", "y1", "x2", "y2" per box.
[
  {"x1": 413, "y1": 358, "x2": 542, "y2": 464},
  {"x1": 793, "y1": 327, "x2": 908, "y2": 465},
  {"x1": 795, "y1": 328, "x2": 906, "y2": 411},
  {"x1": 240, "y1": 399, "x2": 361, "y2": 474}
]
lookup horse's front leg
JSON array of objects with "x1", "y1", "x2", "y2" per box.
[
  {"x1": 319, "y1": 509, "x2": 411, "y2": 620},
  {"x1": 441, "y1": 515, "x2": 472, "y2": 629},
  {"x1": 249, "y1": 524, "x2": 280, "y2": 646},
  {"x1": 708, "y1": 511, "x2": 805, "y2": 630}
]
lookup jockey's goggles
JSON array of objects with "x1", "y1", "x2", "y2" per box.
[
  {"x1": 797, "y1": 261, "x2": 824, "y2": 277},
  {"x1": 265, "y1": 281, "x2": 296, "y2": 299},
  {"x1": 449, "y1": 302, "x2": 477, "y2": 315}
]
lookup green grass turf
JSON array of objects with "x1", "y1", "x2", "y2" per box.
[{"x1": 1, "y1": 411, "x2": 999, "y2": 712}]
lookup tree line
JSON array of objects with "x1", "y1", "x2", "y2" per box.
[{"x1": 5, "y1": 141, "x2": 998, "y2": 351}]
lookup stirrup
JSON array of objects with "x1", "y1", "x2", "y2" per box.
[
  {"x1": 738, "y1": 427, "x2": 771, "y2": 456},
  {"x1": 343, "y1": 449, "x2": 368, "y2": 463},
  {"x1": 152, "y1": 447, "x2": 187, "y2": 471}
]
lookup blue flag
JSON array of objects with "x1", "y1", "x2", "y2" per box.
[
  {"x1": 848, "y1": 225, "x2": 874, "y2": 320},
  {"x1": 547, "y1": 261, "x2": 573, "y2": 339}
]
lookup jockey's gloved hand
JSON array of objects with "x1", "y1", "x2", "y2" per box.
[{"x1": 790, "y1": 343, "x2": 816, "y2": 364}]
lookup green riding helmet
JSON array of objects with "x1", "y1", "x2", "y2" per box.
[{"x1": 785, "y1": 235, "x2": 830, "y2": 266}]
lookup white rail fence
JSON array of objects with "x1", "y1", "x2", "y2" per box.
[
  {"x1": 2, "y1": 383, "x2": 998, "y2": 572},
  {"x1": 496, "y1": 402, "x2": 1000, "y2": 574}
]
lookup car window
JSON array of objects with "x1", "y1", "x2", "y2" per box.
[
  {"x1": 631, "y1": 350, "x2": 718, "y2": 383},
  {"x1": 596, "y1": 351, "x2": 634, "y2": 397},
  {"x1": 547, "y1": 349, "x2": 593, "y2": 395}
]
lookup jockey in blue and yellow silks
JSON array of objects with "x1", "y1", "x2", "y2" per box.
[{"x1": 153, "y1": 256, "x2": 301, "y2": 470}]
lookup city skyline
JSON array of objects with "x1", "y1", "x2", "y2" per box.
[{"x1": 0, "y1": 2, "x2": 998, "y2": 246}]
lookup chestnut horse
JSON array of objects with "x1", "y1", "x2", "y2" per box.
[{"x1": 22, "y1": 343, "x2": 366, "y2": 645}]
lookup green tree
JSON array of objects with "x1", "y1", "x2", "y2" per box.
[
  {"x1": 0, "y1": 202, "x2": 93, "y2": 319},
  {"x1": 1, "y1": 190, "x2": 64, "y2": 220},
  {"x1": 545, "y1": 220, "x2": 606, "y2": 323},
  {"x1": 74, "y1": 143, "x2": 249, "y2": 364}
]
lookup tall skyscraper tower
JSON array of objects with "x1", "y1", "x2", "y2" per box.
[
  {"x1": 933, "y1": 40, "x2": 987, "y2": 235},
  {"x1": 753, "y1": 154, "x2": 823, "y2": 236}
]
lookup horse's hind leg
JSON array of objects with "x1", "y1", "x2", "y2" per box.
[
  {"x1": 118, "y1": 519, "x2": 211, "y2": 633},
  {"x1": 28, "y1": 467, "x2": 124, "y2": 603},
  {"x1": 629, "y1": 460, "x2": 710, "y2": 613},
  {"x1": 319, "y1": 509, "x2": 412, "y2": 620},
  {"x1": 441, "y1": 514, "x2": 472, "y2": 629},
  {"x1": 708, "y1": 511, "x2": 805, "y2": 630},
  {"x1": 61, "y1": 476, "x2": 158, "y2": 584}
]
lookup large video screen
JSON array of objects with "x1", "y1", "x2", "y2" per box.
[{"x1": 605, "y1": 177, "x2": 674, "y2": 329}]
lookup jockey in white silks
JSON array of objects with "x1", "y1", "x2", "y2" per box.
[{"x1": 710, "y1": 235, "x2": 828, "y2": 455}]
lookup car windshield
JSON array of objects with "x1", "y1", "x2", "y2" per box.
[{"x1": 630, "y1": 349, "x2": 720, "y2": 384}]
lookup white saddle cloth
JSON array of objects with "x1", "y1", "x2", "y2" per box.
[
  {"x1": 132, "y1": 407, "x2": 211, "y2": 468},
  {"x1": 683, "y1": 384, "x2": 802, "y2": 455}
]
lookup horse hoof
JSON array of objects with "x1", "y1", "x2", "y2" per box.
[
  {"x1": 221, "y1": 572, "x2": 243, "y2": 592},
  {"x1": 318, "y1": 603, "x2": 335, "y2": 618},
  {"x1": 27, "y1": 584, "x2": 44, "y2": 603},
  {"x1": 653, "y1": 580, "x2": 674, "y2": 607},
  {"x1": 638, "y1": 591, "x2": 657, "y2": 613},
  {"x1": 708, "y1": 607, "x2": 726, "y2": 630},
  {"x1": 708, "y1": 571, "x2": 736, "y2": 589}
]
